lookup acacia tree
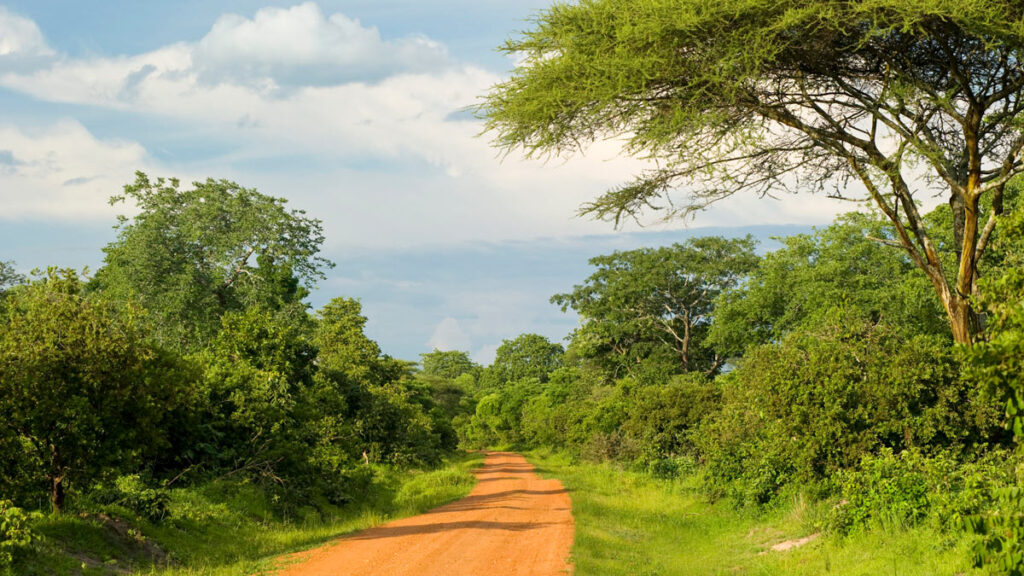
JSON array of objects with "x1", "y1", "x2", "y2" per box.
[
  {"x1": 482, "y1": 0, "x2": 1024, "y2": 343},
  {"x1": 553, "y1": 236, "x2": 758, "y2": 375}
]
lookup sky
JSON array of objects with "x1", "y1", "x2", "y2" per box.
[{"x1": 0, "y1": 1, "x2": 856, "y2": 363}]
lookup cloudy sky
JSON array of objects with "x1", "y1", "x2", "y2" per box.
[{"x1": 0, "y1": 1, "x2": 852, "y2": 362}]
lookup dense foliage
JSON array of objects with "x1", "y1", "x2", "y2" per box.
[
  {"x1": 1, "y1": 166, "x2": 1022, "y2": 574},
  {"x1": 445, "y1": 201, "x2": 1021, "y2": 572},
  {"x1": 553, "y1": 236, "x2": 758, "y2": 377},
  {"x1": 0, "y1": 175, "x2": 459, "y2": 540}
]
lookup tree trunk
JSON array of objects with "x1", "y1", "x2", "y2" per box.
[
  {"x1": 928, "y1": 271, "x2": 975, "y2": 345},
  {"x1": 51, "y1": 474, "x2": 65, "y2": 513},
  {"x1": 50, "y1": 445, "x2": 66, "y2": 513},
  {"x1": 946, "y1": 298, "x2": 974, "y2": 345}
]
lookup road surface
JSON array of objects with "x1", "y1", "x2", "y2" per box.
[{"x1": 276, "y1": 451, "x2": 574, "y2": 575}]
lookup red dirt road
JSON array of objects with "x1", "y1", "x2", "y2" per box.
[{"x1": 276, "y1": 452, "x2": 574, "y2": 575}]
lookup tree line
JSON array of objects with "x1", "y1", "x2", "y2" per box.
[{"x1": 0, "y1": 173, "x2": 461, "y2": 517}]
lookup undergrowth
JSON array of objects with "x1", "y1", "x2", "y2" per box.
[
  {"x1": 2, "y1": 451, "x2": 483, "y2": 576},
  {"x1": 527, "y1": 449, "x2": 987, "y2": 576}
]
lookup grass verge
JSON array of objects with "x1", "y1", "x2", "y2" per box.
[
  {"x1": 526, "y1": 450, "x2": 984, "y2": 576},
  {"x1": 5, "y1": 451, "x2": 484, "y2": 576}
]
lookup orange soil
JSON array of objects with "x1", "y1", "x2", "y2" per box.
[{"x1": 275, "y1": 451, "x2": 574, "y2": 576}]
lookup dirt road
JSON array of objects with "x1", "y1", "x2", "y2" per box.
[{"x1": 276, "y1": 452, "x2": 574, "y2": 575}]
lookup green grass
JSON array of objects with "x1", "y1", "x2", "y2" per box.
[
  {"x1": 6, "y1": 452, "x2": 484, "y2": 576},
  {"x1": 526, "y1": 450, "x2": 987, "y2": 576}
]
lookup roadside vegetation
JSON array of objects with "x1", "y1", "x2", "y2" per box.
[
  {"x1": 464, "y1": 1, "x2": 1024, "y2": 573},
  {"x1": 0, "y1": 174, "x2": 480, "y2": 575},
  {"x1": 2, "y1": 171, "x2": 1021, "y2": 574},
  {"x1": 439, "y1": 187, "x2": 1024, "y2": 574},
  {"x1": 528, "y1": 450, "x2": 982, "y2": 576},
  {"x1": 11, "y1": 452, "x2": 481, "y2": 576},
  {"x1": 4, "y1": 3, "x2": 1024, "y2": 574}
]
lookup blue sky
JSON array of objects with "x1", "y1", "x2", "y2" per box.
[{"x1": 0, "y1": 2, "x2": 849, "y2": 362}]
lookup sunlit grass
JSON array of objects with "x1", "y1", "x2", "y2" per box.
[{"x1": 527, "y1": 450, "x2": 986, "y2": 576}]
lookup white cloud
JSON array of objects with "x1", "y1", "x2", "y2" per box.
[
  {"x1": 194, "y1": 2, "x2": 449, "y2": 87},
  {"x1": 427, "y1": 317, "x2": 471, "y2": 351},
  {"x1": 0, "y1": 6, "x2": 52, "y2": 59},
  {"x1": 0, "y1": 3, "x2": 864, "y2": 241},
  {"x1": 472, "y1": 343, "x2": 500, "y2": 366},
  {"x1": 0, "y1": 120, "x2": 154, "y2": 220}
]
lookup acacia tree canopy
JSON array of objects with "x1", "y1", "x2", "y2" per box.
[{"x1": 482, "y1": 0, "x2": 1024, "y2": 343}]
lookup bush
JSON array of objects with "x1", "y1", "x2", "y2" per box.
[
  {"x1": 696, "y1": 312, "x2": 1001, "y2": 507},
  {"x1": 91, "y1": 475, "x2": 171, "y2": 522},
  {"x1": 0, "y1": 499, "x2": 36, "y2": 566},
  {"x1": 828, "y1": 448, "x2": 1014, "y2": 535},
  {"x1": 621, "y1": 374, "x2": 720, "y2": 465},
  {"x1": 966, "y1": 483, "x2": 1024, "y2": 576}
]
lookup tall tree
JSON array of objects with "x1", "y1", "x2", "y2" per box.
[
  {"x1": 314, "y1": 297, "x2": 385, "y2": 385},
  {"x1": 482, "y1": 0, "x2": 1024, "y2": 343},
  {"x1": 94, "y1": 172, "x2": 331, "y2": 352},
  {"x1": 553, "y1": 236, "x2": 758, "y2": 375}
]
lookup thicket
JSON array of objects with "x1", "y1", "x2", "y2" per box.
[{"x1": 0, "y1": 174, "x2": 464, "y2": 571}]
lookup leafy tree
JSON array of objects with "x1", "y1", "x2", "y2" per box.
[
  {"x1": 553, "y1": 236, "x2": 758, "y2": 375},
  {"x1": 94, "y1": 172, "x2": 331, "y2": 352},
  {"x1": 419, "y1": 349, "x2": 478, "y2": 380},
  {"x1": 482, "y1": 333, "x2": 564, "y2": 387},
  {"x1": 354, "y1": 382, "x2": 446, "y2": 467},
  {"x1": 315, "y1": 297, "x2": 384, "y2": 385},
  {"x1": 482, "y1": 0, "x2": 1024, "y2": 343},
  {"x1": 709, "y1": 212, "x2": 948, "y2": 355},
  {"x1": 312, "y1": 297, "x2": 453, "y2": 466},
  {"x1": 192, "y1": 306, "x2": 316, "y2": 482},
  {"x1": 0, "y1": 270, "x2": 183, "y2": 511}
]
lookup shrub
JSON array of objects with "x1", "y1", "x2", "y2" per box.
[
  {"x1": 621, "y1": 374, "x2": 720, "y2": 464},
  {"x1": 696, "y1": 311, "x2": 1001, "y2": 506},
  {"x1": 92, "y1": 475, "x2": 171, "y2": 522},
  {"x1": 829, "y1": 448, "x2": 1014, "y2": 535},
  {"x1": 0, "y1": 499, "x2": 36, "y2": 566},
  {"x1": 966, "y1": 484, "x2": 1024, "y2": 576}
]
